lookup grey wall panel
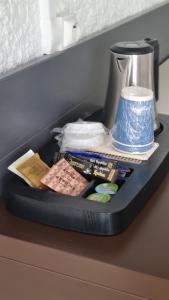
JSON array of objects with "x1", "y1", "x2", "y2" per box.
[{"x1": 1, "y1": 3, "x2": 169, "y2": 195}]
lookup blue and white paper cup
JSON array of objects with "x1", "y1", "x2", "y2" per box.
[{"x1": 112, "y1": 86, "x2": 154, "y2": 154}]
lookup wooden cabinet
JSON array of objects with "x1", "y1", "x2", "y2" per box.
[
  {"x1": 1, "y1": 173, "x2": 169, "y2": 299},
  {"x1": 0, "y1": 257, "x2": 146, "y2": 300}
]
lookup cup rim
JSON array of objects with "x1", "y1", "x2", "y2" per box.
[{"x1": 121, "y1": 86, "x2": 153, "y2": 101}]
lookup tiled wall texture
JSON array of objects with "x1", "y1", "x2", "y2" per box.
[
  {"x1": 0, "y1": 0, "x2": 168, "y2": 74},
  {"x1": 53, "y1": 0, "x2": 167, "y2": 40},
  {"x1": 0, "y1": 0, "x2": 42, "y2": 75}
]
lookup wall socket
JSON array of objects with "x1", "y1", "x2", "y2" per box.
[
  {"x1": 55, "y1": 15, "x2": 79, "y2": 51},
  {"x1": 40, "y1": 12, "x2": 79, "y2": 54}
]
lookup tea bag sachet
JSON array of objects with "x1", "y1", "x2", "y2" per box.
[
  {"x1": 16, "y1": 153, "x2": 50, "y2": 189},
  {"x1": 8, "y1": 150, "x2": 35, "y2": 186}
]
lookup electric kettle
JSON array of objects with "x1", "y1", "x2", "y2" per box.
[{"x1": 103, "y1": 38, "x2": 160, "y2": 133}]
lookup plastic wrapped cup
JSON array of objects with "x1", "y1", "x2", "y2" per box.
[{"x1": 112, "y1": 86, "x2": 154, "y2": 154}]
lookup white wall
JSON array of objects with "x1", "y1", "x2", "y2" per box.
[
  {"x1": 0, "y1": 0, "x2": 168, "y2": 74},
  {"x1": 53, "y1": 0, "x2": 168, "y2": 40},
  {"x1": 0, "y1": 0, "x2": 42, "y2": 74}
]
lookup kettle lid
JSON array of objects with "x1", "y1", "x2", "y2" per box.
[{"x1": 111, "y1": 40, "x2": 153, "y2": 55}]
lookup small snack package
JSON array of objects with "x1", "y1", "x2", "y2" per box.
[
  {"x1": 54, "y1": 152, "x2": 119, "y2": 182},
  {"x1": 8, "y1": 150, "x2": 35, "y2": 186},
  {"x1": 92, "y1": 164, "x2": 118, "y2": 182},
  {"x1": 16, "y1": 153, "x2": 50, "y2": 189},
  {"x1": 41, "y1": 158, "x2": 88, "y2": 196}
]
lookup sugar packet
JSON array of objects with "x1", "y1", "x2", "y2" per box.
[
  {"x1": 8, "y1": 150, "x2": 35, "y2": 186},
  {"x1": 16, "y1": 153, "x2": 50, "y2": 189}
]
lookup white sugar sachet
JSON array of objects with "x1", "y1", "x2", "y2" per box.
[{"x1": 8, "y1": 150, "x2": 35, "y2": 186}]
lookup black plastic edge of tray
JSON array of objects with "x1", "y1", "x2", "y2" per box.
[{"x1": 5, "y1": 114, "x2": 169, "y2": 236}]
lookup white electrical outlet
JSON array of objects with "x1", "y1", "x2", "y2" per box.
[{"x1": 60, "y1": 15, "x2": 79, "y2": 49}]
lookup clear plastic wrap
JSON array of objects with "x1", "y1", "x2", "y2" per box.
[{"x1": 52, "y1": 119, "x2": 112, "y2": 152}]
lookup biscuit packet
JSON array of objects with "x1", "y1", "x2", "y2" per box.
[
  {"x1": 54, "y1": 152, "x2": 119, "y2": 182},
  {"x1": 41, "y1": 158, "x2": 88, "y2": 196},
  {"x1": 16, "y1": 153, "x2": 50, "y2": 189}
]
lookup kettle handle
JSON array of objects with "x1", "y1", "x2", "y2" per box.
[{"x1": 144, "y1": 38, "x2": 159, "y2": 102}]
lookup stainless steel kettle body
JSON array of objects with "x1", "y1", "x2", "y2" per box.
[{"x1": 103, "y1": 40, "x2": 160, "y2": 132}]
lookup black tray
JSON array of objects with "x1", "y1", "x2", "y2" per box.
[{"x1": 5, "y1": 114, "x2": 169, "y2": 236}]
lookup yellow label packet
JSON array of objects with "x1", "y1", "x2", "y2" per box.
[
  {"x1": 16, "y1": 153, "x2": 50, "y2": 189},
  {"x1": 8, "y1": 150, "x2": 35, "y2": 186}
]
